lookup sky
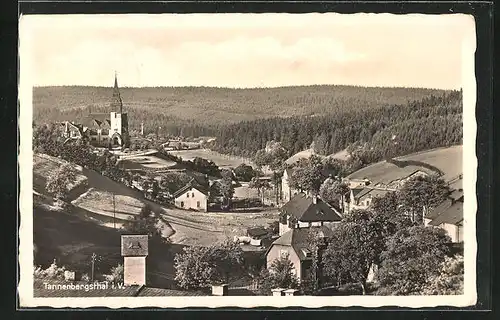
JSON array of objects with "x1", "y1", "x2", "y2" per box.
[{"x1": 20, "y1": 13, "x2": 475, "y2": 89}]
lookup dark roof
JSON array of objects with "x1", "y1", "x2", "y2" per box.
[
  {"x1": 34, "y1": 280, "x2": 204, "y2": 297},
  {"x1": 136, "y1": 287, "x2": 205, "y2": 297},
  {"x1": 428, "y1": 200, "x2": 463, "y2": 226},
  {"x1": 270, "y1": 226, "x2": 333, "y2": 260},
  {"x1": 34, "y1": 280, "x2": 141, "y2": 297},
  {"x1": 280, "y1": 193, "x2": 342, "y2": 222},
  {"x1": 247, "y1": 227, "x2": 268, "y2": 238},
  {"x1": 121, "y1": 235, "x2": 149, "y2": 256},
  {"x1": 172, "y1": 179, "x2": 210, "y2": 198},
  {"x1": 81, "y1": 113, "x2": 111, "y2": 128}
]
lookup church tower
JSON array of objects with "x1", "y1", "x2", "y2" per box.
[
  {"x1": 111, "y1": 72, "x2": 123, "y2": 113},
  {"x1": 109, "y1": 72, "x2": 129, "y2": 148}
]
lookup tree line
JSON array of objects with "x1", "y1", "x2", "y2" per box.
[
  {"x1": 33, "y1": 85, "x2": 451, "y2": 135},
  {"x1": 210, "y1": 90, "x2": 463, "y2": 162}
]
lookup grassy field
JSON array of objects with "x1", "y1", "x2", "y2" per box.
[
  {"x1": 119, "y1": 155, "x2": 177, "y2": 170},
  {"x1": 169, "y1": 149, "x2": 254, "y2": 169},
  {"x1": 33, "y1": 154, "x2": 88, "y2": 199},
  {"x1": 34, "y1": 153, "x2": 277, "y2": 248},
  {"x1": 347, "y1": 145, "x2": 463, "y2": 184}
]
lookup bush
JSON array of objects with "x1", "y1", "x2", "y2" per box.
[
  {"x1": 33, "y1": 260, "x2": 66, "y2": 281},
  {"x1": 109, "y1": 263, "x2": 124, "y2": 284}
]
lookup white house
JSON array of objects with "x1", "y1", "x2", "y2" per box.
[
  {"x1": 281, "y1": 168, "x2": 299, "y2": 204},
  {"x1": 172, "y1": 179, "x2": 209, "y2": 212}
]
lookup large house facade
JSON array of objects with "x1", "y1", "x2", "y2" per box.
[
  {"x1": 172, "y1": 178, "x2": 209, "y2": 212},
  {"x1": 267, "y1": 193, "x2": 341, "y2": 283},
  {"x1": 61, "y1": 74, "x2": 130, "y2": 148}
]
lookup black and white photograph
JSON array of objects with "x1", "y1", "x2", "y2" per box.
[{"x1": 18, "y1": 12, "x2": 477, "y2": 308}]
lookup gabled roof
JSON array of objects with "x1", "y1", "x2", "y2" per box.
[
  {"x1": 269, "y1": 226, "x2": 333, "y2": 261},
  {"x1": 34, "y1": 280, "x2": 205, "y2": 297},
  {"x1": 172, "y1": 179, "x2": 210, "y2": 198},
  {"x1": 121, "y1": 234, "x2": 149, "y2": 256},
  {"x1": 81, "y1": 113, "x2": 111, "y2": 128},
  {"x1": 280, "y1": 193, "x2": 342, "y2": 222},
  {"x1": 428, "y1": 200, "x2": 463, "y2": 226}
]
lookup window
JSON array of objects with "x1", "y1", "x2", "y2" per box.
[
  {"x1": 187, "y1": 193, "x2": 190, "y2": 198},
  {"x1": 197, "y1": 201, "x2": 201, "y2": 208},
  {"x1": 280, "y1": 250, "x2": 288, "y2": 258},
  {"x1": 192, "y1": 192, "x2": 195, "y2": 197},
  {"x1": 91, "y1": 137, "x2": 97, "y2": 141},
  {"x1": 180, "y1": 201, "x2": 184, "y2": 208}
]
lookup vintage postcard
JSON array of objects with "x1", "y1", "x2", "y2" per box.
[{"x1": 19, "y1": 13, "x2": 477, "y2": 308}]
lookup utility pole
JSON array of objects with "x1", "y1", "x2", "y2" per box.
[
  {"x1": 91, "y1": 253, "x2": 97, "y2": 282},
  {"x1": 113, "y1": 193, "x2": 116, "y2": 229}
]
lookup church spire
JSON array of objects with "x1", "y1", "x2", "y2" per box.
[{"x1": 111, "y1": 71, "x2": 123, "y2": 113}]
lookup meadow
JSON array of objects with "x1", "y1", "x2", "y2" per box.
[{"x1": 168, "y1": 149, "x2": 255, "y2": 169}]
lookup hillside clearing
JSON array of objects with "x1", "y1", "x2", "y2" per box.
[{"x1": 347, "y1": 145, "x2": 463, "y2": 184}]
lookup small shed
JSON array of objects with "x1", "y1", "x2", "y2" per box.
[
  {"x1": 247, "y1": 227, "x2": 268, "y2": 240},
  {"x1": 121, "y1": 235, "x2": 149, "y2": 286}
]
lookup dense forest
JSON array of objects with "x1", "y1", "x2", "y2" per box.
[
  {"x1": 33, "y1": 85, "x2": 448, "y2": 135},
  {"x1": 210, "y1": 91, "x2": 463, "y2": 162}
]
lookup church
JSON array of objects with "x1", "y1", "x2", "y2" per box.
[{"x1": 62, "y1": 74, "x2": 130, "y2": 148}]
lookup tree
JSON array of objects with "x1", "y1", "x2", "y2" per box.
[
  {"x1": 289, "y1": 155, "x2": 325, "y2": 196},
  {"x1": 312, "y1": 133, "x2": 329, "y2": 155},
  {"x1": 323, "y1": 210, "x2": 382, "y2": 295},
  {"x1": 256, "y1": 254, "x2": 299, "y2": 295},
  {"x1": 421, "y1": 255, "x2": 464, "y2": 295},
  {"x1": 233, "y1": 163, "x2": 256, "y2": 182},
  {"x1": 319, "y1": 177, "x2": 350, "y2": 211},
  {"x1": 123, "y1": 204, "x2": 164, "y2": 240},
  {"x1": 248, "y1": 176, "x2": 270, "y2": 204},
  {"x1": 109, "y1": 263, "x2": 124, "y2": 284},
  {"x1": 46, "y1": 163, "x2": 78, "y2": 202},
  {"x1": 370, "y1": 192, "x2": 414, "y2": 265},
  {"x1": 398, "y1": 174, "x2": 451, "y2": 224},
  {"x1": 377, "y1": 226, "x2": 451, "y2": 295},
  {"x1": 174, "y1": 240, "x2": 244, "y2": 290},
  {"x1": 253, "y1": 142, "x2": 288, "y2": 205}
]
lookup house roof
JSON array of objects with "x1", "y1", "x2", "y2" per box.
[
  {"x1": 280, "y1": 193, "x2": 342, "y2": 222},
  {"x1": 247, "y1": 227, "x2": 268, "y2": 238},
  {"x1": 428, "y1": 200, "x2": 463, "y2": 226},
  {"x1": 34, "y1": 280, "x2": 205, "y2": 297},
  {"x1": 270, "y1": 226, "x2": 333, "y2": 260},
  {"x1": 121, "y1": 234, "x2": 149, "y2": 256},
  {"x1": 81, "y1": 113, "x2": 111, "y2": 128},
  {"x1": 136, "y1": 287, "x2": 205, "y2": 297},
  {"x1": 34, "y1": 280, "x2": 141, "y2": 297},
  {"x1": 353, "y1": 187, "x2": 391, "y2": 202},
  {"x1": 172, "y1": 179, "x2": 210, "y2": 198}
]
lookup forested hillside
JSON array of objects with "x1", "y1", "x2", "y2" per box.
[
  {"x1": 33, "y1": 85, "x2": 448, "y2": 135},
  {"x1": 210, "y1": 91, "x2": 463, "y2": 162}
]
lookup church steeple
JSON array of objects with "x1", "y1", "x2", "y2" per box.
[{"x1": 111, "y1": 71, "x2": 123, "y2": 113}]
